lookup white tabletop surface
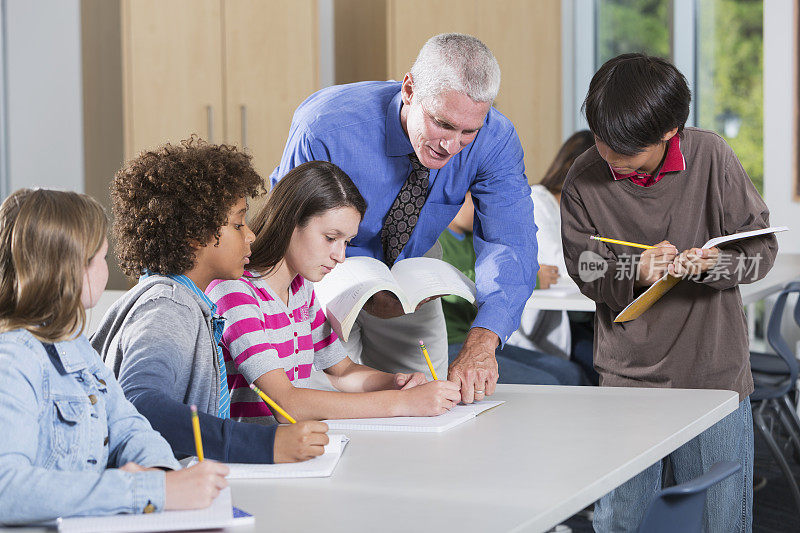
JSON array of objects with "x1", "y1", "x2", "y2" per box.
[
  {"x1": 526, "y1": 252, "x2": 800, "y2": 312},
  {"x1": 228, "y1": 384, "x2": 739, "y2": 533}
]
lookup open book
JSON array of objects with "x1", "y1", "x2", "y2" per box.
[
  {"x1": 323, "y1": 400, "x2": 504, "y2": 432},
  {"x1": 314, "y1": 256, "x2": 477, "y2": 341},
  {"x1": 58, "y1": 487, "x2": 252, "y2": 532},
  {"x1": 614, "y1": 226, "x2": 789, "y2": 323},
  {"x1": 213, "y1": 434, "x2": 348, "y2": 479}
]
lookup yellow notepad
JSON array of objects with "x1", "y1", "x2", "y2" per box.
[{"x1": 614, "y1": 226, "x2": 789, "y2": 323}]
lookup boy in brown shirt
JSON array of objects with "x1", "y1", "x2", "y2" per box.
[{"x1": 561, "y1": 53, "x2": 777, "y2": 532}]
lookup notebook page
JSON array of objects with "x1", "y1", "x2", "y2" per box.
[
  {"x1": 324, "y1": 400, "x2": 504, "y2": 432},
  {"x1": 58, "y1": 487, "x2": 234, "y2": 533},
  {"x1": 223, "y1": 434, "x2": 349, "y2": 479},
  {"x1": 702, "y1": 226, "x2": 788, "y2": 249}
]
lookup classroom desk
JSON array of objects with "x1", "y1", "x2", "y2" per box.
[
  {"x1": 228, "y1": 384, "x2": 738, "y2": 533},
  {"x1": 526, "y1": 252, "x2": 800, "y2": 312}
]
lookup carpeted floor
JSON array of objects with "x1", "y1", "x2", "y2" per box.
[{"x1": 556, "y1": 431, "x2": 800, "y2": 532}]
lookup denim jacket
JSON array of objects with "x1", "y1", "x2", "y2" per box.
[{"x1": 0, "y1": 329, "x2": 180, "y2": 525}]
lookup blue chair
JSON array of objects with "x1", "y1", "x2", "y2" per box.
[
  {"x1": 750, "y1": 281, "x2": 800, "y2": 514},
  {"x1": 637, "y1": 461, "x2": 742, "y2": 533}
]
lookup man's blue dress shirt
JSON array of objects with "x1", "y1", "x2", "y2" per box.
[{"x1": 271, "y1": 81, "x2": 538, "y2": 345}]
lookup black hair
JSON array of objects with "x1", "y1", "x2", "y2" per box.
[{"x1": 583, "y1": 53, "x2": 690, "y2": 156}]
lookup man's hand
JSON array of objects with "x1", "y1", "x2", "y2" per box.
[
  {"x1": 447, "y1": 327, "x2": 500, "y2": 404},
  {"x1": 537, "y1": 265, "x2": 559, "y2": 290},
  {"x1": 395, "y1": 371, "x2": 428, "y2": 390},
  {"x1": 669, "y1": 247, "x2": 720, "y2": 278},
  {"x1": 363, "y1": 291, "x2": 406, "y2": 319},
  {"x1": 636, "y1": 240, "x2": 678, "y2": 287}
]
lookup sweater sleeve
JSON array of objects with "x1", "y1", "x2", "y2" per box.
[
  {"x1": 561, "y1": 180, "x2": 637, "y2": 313},
  {"x1": 117, "y1": 299, "x2": 276, "y2": 464},
  {"x1": 129, "y1": 392, "x2": 276, "y2": 464},
  {"x1": 696, "y1": 144, "x2": 778, "y2": 290}
]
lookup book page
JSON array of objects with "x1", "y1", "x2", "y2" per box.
[
  {"x1": 222, "y1": 434, "x2": 348, "y2": 479},
  {"x1": 58, "y1": 487, "x2": 235, "y2": 533},
  {"x1": 390, "y1": 257, "x2": 477, "y2": 309},
  {"x1": 324, "y1": 400, "x2": 504, "y2": 432},
  {"x1": 314, "y1": 256, "x2": 407, "y2": 341}
]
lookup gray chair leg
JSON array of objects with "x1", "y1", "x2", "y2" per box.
[
  {"x1": 754, "y1": 400, "x2": 800, "y2": 515},
  {"x1": 777, "y1": 396, "x2": 800, "y2": 461}
]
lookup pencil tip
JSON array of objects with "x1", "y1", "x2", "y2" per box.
[
  {"x1": 418, "y1": 339, "x2": 424, "y2": 346},
  {"x1": 190, "y1": 404, "x2": 197, "y2": 413},
  {"x1": 249, "y1": 383, "x2": 256, "y2": 390}
]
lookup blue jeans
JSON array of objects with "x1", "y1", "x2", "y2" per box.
[
  {"x1": 593, "y1": 398, "x2": 753, "y2": 533},
  {"x1": 447, "y1": 343, "x2": 586, "y2": 386}
]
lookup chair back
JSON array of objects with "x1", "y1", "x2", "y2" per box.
[
  {"x1": 766, "y1": 281, "x2": 800, "y2": 395},
  {"x1": 637, "y1": 461, "x2": 741, "y2": 533}
]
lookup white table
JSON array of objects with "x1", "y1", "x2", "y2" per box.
[
  {"x1": 526, "y1": 252, "x2": 800, "y2": 312},
  {"x1": 229, "y1": 384, "x2": 738, "y2": 533}
]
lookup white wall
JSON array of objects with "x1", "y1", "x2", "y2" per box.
[
  {"x1": 5, "y1": 0, "x2": 84, "y2": 193},
  {"x1": 764, "y1": 1, "x2": 800, "y2": 253}
]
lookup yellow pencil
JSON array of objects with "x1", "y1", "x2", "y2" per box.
[
  {"x1": 590, "y1": 235, "x2": 655, "y2": 250},
  {"x1": 249, "y1": 383, "x2": 297, "y2": 424},
  {"x1": 190, "y1": 404, "x2": 204, "y2": 462},
  {"x1": 418, "y1": 339, "x2": 439, "y2": 381}
]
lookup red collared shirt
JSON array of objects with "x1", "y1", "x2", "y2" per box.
[{"x1": 609, "y1": 135, "x2": 686, "y2": 187}]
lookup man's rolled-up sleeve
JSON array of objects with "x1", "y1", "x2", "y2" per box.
[{"x1": 469, "y1": 127, "x2": 539, "y2": 345}]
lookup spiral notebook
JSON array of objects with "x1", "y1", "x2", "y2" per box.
[
  {"x1": 323, "y1": 400, "x2": 505, "y2": 432},
  {"x1": 57, "y1": 487, "x2": 252, "y2": 532}
]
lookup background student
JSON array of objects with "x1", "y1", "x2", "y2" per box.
[
  {"x1": 0, "y1": 189, "x2": 228, "y2": 524},
  {"x1": 92, "y1": 138, "x2": 329, "y2": 464},
  {"x1": 439, "y1": 192, "x2": 586, "y2": 386},
  {"x1": 507, "y1": 130, "x2": 600, "y2": 384},
  {"x1": 561, "y1": 53, "x2": 777, "y2": 532},
  {"x1": 207, "y1": 161, "x2": 462, "y2": 424}
]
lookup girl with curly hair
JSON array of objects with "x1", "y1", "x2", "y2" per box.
[
  {"x1": 207, "y1": 161, "x2": 461, "y2": 425},
  {"x1": 92, "y1": 137, "x2": 329, "y2": 466},
  {"x1": 0, "y1": 189, "x2": 228, "y2": 524}
]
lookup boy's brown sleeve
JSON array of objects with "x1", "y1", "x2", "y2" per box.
[
  {"x1": 560, "y1": 180, "x2": 637, "y2": 313},
  {"x1": 698, "y1": 149, "x2": 778, "y2": 290}
]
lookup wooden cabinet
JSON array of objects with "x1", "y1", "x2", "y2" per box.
[{"x1": 122, "y1": 0, "x2": 317, "y2": 180}]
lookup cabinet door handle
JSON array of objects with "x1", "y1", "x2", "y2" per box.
[
  {"x1": 206, "y1": 105, "x2": 214, "y2": 143},
  {"x1": 240, "y1": 105, "x2": 247, "y2": 149}
]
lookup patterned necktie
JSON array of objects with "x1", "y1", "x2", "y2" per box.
[{"x1": 381, "y1": 153, "x2": 430, "y2": 265}]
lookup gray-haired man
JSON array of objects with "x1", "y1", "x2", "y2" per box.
[{"x1": 271, "y1": 33, "x2": 539, "y2": 404}]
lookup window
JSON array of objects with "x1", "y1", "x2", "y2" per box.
[
  {"x1": 569, "y1": 0, "x2": 764, "y2": 193},
  {"x1": 696, "y1": 0, "x2": 764, "y2": 193}
]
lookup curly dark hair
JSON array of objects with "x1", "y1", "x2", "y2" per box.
[{"x1": 111, "y1": 136, "x2": 264, "y2": 277}]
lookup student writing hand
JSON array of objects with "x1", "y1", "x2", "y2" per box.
[
  {"x1": 537, "y1": 265, "x2": 559, "y2": 289},
  {"x1": 396, "y1": 371, "x2": 428, "y2": 390},
  {"x1": 164, "y1": 460, "x2": 229, "y2": 510},
  {"x1": 273, "y1": 421, "x2": 329, "y2": 463},
  {"x1": 398, "y1": 379, "x2": 461, "y2": 416},
  {"x1": 668, "y1": 247, "x2": 720, "y2": 278},
  {"x1": 363, "y1": 291, "x2": 406, "y2": 319},
  {"x1": 635, "y1": 240, "x2": 679, "y2": 287}
]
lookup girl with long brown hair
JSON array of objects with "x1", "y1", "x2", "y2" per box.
[{"x1": 208, "y1": 161, "x2": 460, "y2": 424}]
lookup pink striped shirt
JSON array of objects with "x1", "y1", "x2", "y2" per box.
[{"x1": 207, "y1": 273, "x2": 346, "y2": 423}]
